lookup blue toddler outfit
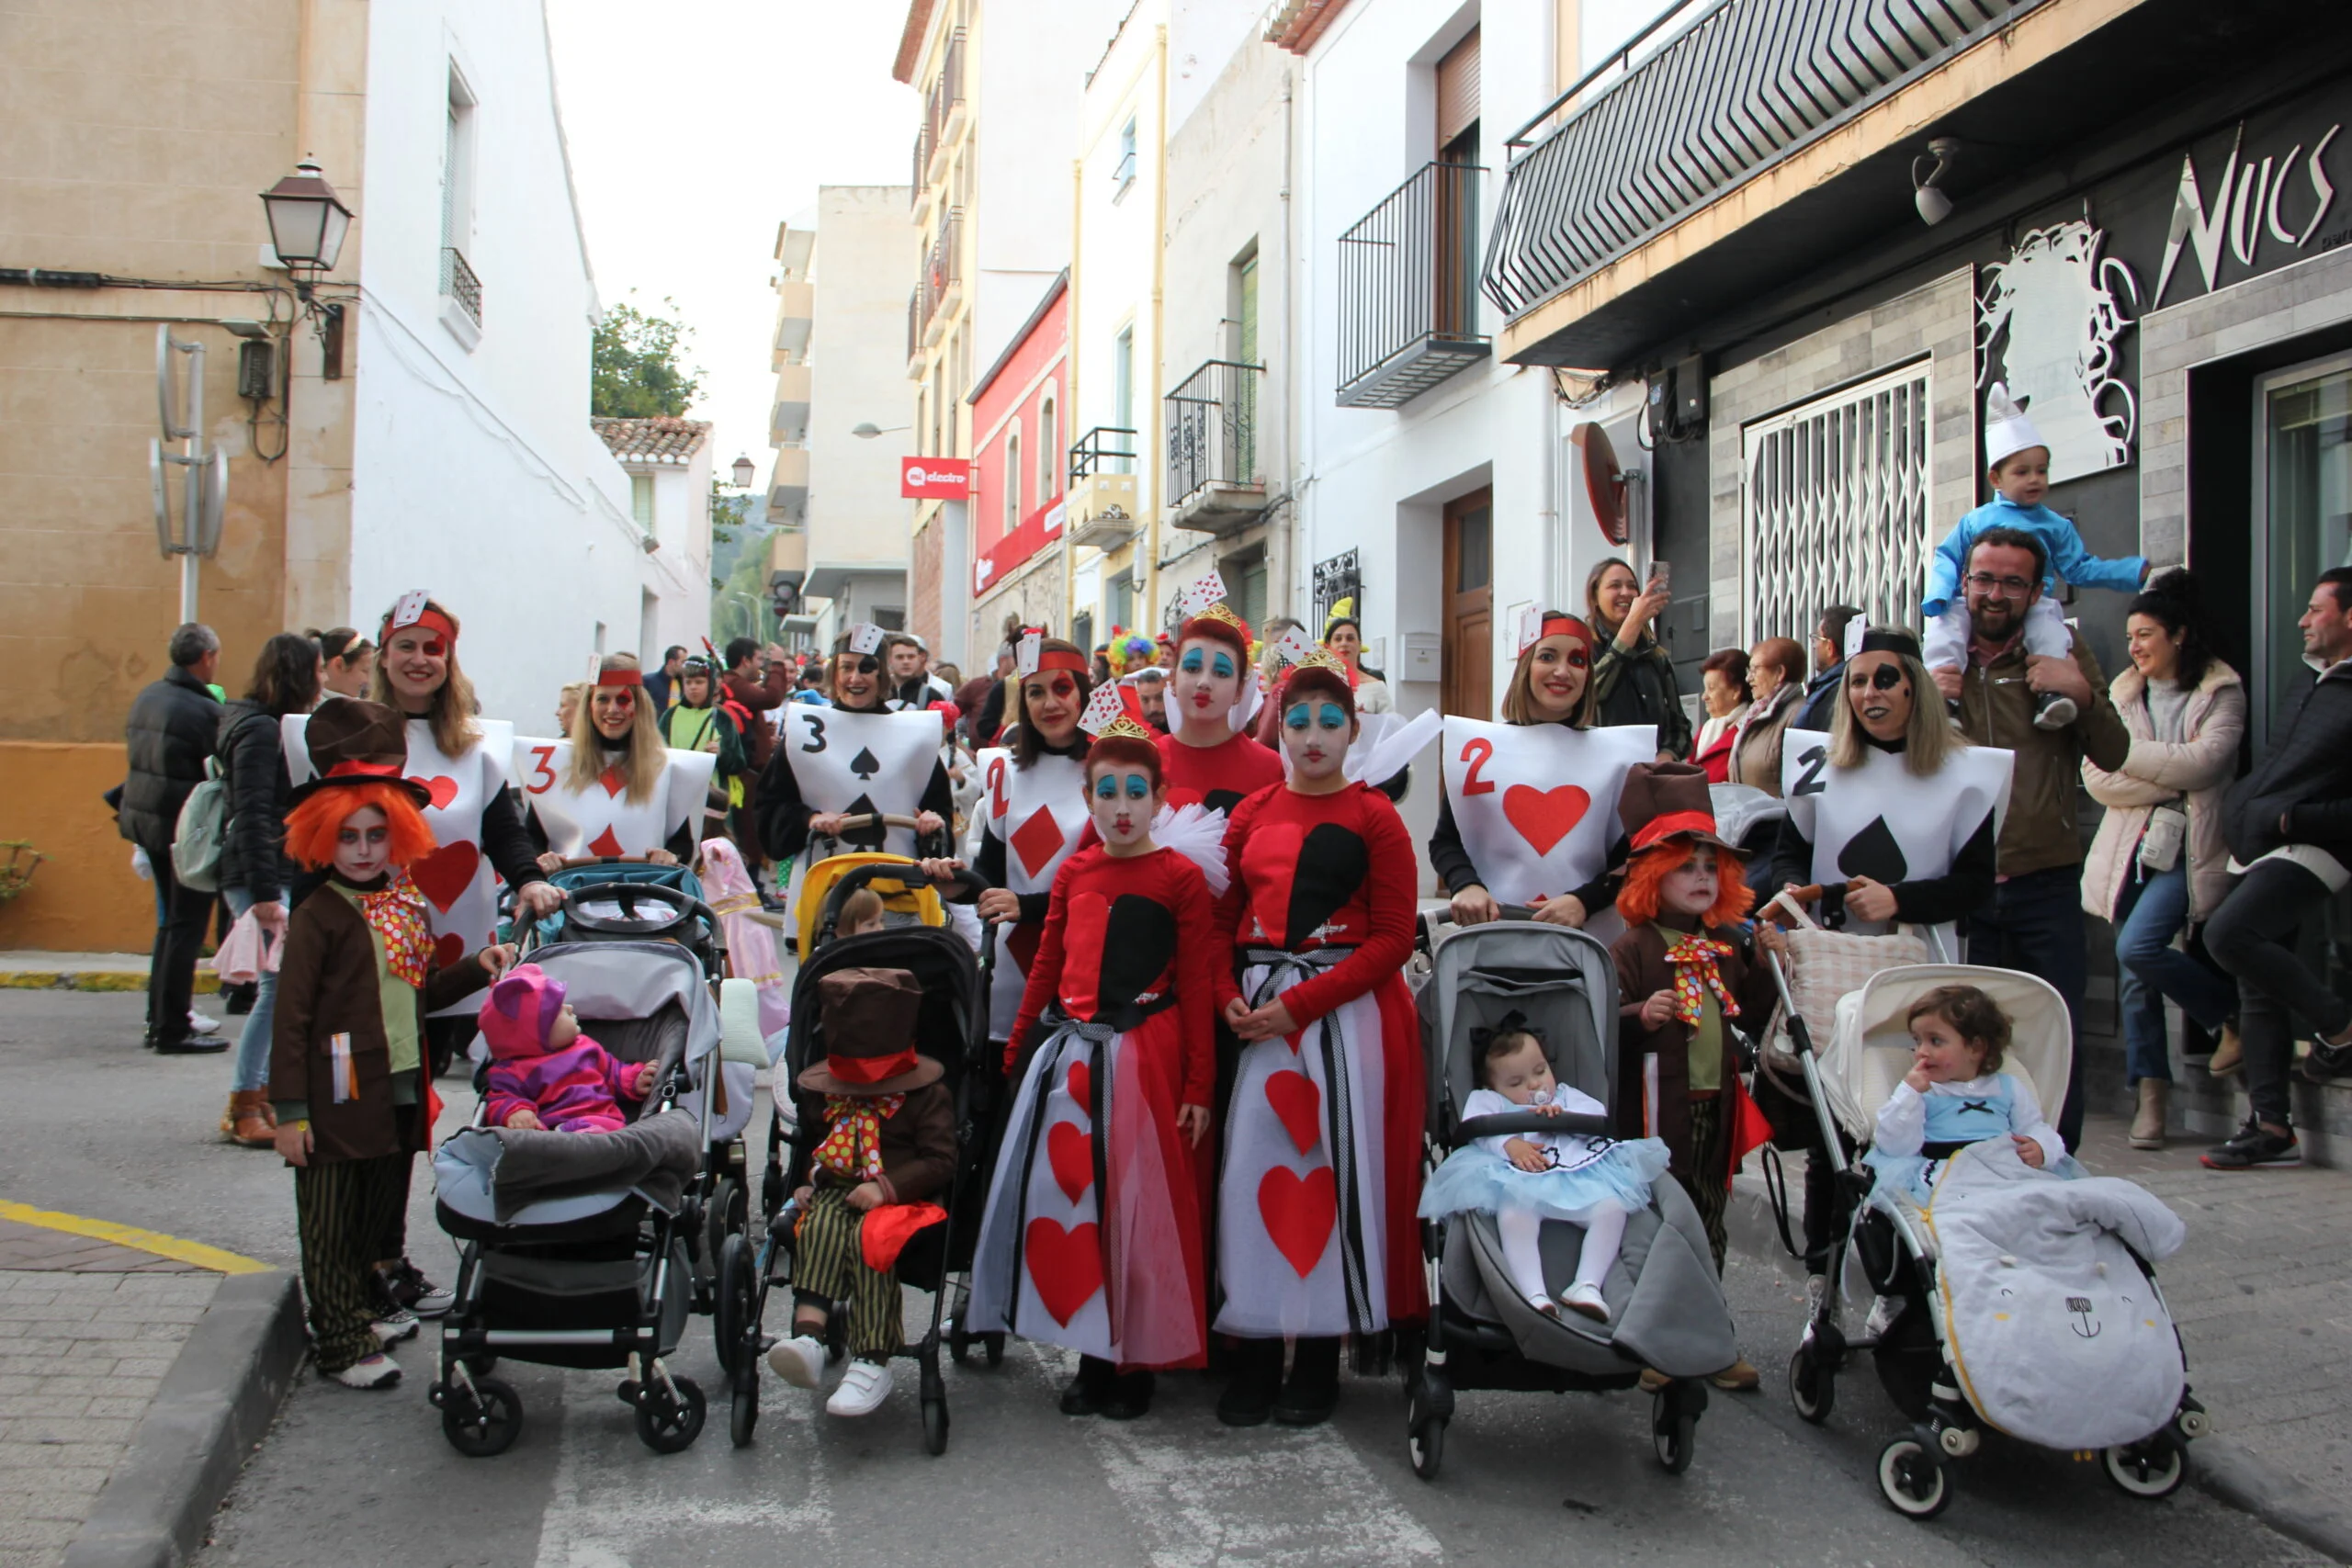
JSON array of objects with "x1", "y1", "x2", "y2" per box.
[
  {"x1": 1419, "y1": 1083, "x2": 1669, "y2": 1223},
  {"x1": 1862, "y1": 1071, "x2": 2079, "y2": 1202}
]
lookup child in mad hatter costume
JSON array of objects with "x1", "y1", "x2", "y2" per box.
[
  {"x1": 271, "y1": 701, "x2": 512, "y2": 1388},
  {"x1": 764, "y1": 967, "x2": 956, "y2": 1418},
  {"x1": 1608, "y1": 761, "x2": 1776, "y2": 1392}
]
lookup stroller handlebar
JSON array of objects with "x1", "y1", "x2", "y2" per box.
[{"x1": 1453, "y1": 1110, "x2": 1614, "y2": 1147}]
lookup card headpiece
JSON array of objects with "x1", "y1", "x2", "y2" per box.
[
  {"x1": 1079, "y1": 681, "x2": 1156, "y2": 743},
  {"x1": 1173, "y1": 569, "x2": 1250, "y2": 640},
  {"x1": 1518, "y1": 609, "x2": 1593, "y2": 656},
  {"x1": 381, "y1": 590, "x2": 456, "y2": 648},
  {"x1": 844, "y1": 622, "x2": 886, "y2": 657}
]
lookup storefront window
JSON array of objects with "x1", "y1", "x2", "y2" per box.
[{"x1": 2259, "y1": 362, "x2": 2352, "y2": 741}]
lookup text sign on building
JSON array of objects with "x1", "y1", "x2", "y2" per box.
[{"x1": 899, "y1": 457, "x2": 971, "y2": 499}]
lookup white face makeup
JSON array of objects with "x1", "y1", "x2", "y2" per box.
[
  {"x1": 1657, "y1": 843, "x2": 1721, "y2": 919},
  {"x1": 1171, "y1": 637, "x2": 1242, "y2": 730},
  {"x1": 1087, "y1": 765, "x2": 1160, "y2": 851},
  {"x1": 333, "y1": 805, "x2": 392, "y2": 882},
  {"x1": 1281, "y1": 694, "x2": 1354, "y2": 784}
]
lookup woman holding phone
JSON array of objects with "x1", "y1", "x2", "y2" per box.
[{"x1": 1586, "y1": 559, "x2": 1690, "y2": 763}]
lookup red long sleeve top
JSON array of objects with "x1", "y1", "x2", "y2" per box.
[
  {"x1": 1158, "y1": 729, "x2": 1284, "y2": 816},
  {"x1": 1007, "y1": 844, "x2": 1218, "y2": 1107},
  {"x1": 1212, "y1": 781, "x2": 1418, "y2": 1028}
]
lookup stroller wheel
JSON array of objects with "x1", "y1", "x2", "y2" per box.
[
  {"x1": 729, "y1": 1366, "x2": 760, "y2": 1449},
  {"x1": 715, "y1": 1234, "x2": 758, "y2": 1376},
  {"x1": 635, "y1": 1375, "x2": 707, "y2": 1454},
  {"x1": 1788, "y1": 1346, "x2": 1835, "y2": 1426},
  {"x1": 2102, "y1": 1434, "x2": 2187, "y2": 1498},
  {"x1": 442, "y1": 1376, "x2": 523, "y2": 1459},
  {"x1": 1407, "y1": 1416, "x2": 1444, "y2": 1481},
  {"x1": 922, "y1": 1394, "x2": 950, "y2": 1456},
  {"x1": 1877, "y1": 1436, "x2": 1952, "y2": 1519},
  {"x1": 1650, "y1": 1391, "x2": 1696, "y2": 1475}
]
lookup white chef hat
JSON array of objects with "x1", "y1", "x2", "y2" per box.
[{"x1": 1983, "y1": 382, "x2": 2048, "y2": 470}]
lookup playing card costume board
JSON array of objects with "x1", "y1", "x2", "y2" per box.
[
  {"x1": 1437, "y1": 717, "x2": 1657, "y2": 908},
  {"x1": 507, "y1": 738, "x2": 717, "y2": 860},
  {"x1": 1780, "y1": 728, "x2": 2013, "y2": 947},
  {"x1": 975, "y1": 747, "x2": 1091, "y2": 1039},
  {"x1": 770, "y1": 703, "x2": 946, "y2": 915},
  {"x1": 281, "y1": 713, "x2": 514, "y2": 1008}
]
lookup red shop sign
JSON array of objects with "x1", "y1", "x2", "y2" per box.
[{"x1": 899, "y1": 457, "x2": 971, "y2": 499}]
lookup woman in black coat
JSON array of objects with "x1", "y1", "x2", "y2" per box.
[{"x1": 214, "y1": 633, "x2": 322, "y2": 1147}]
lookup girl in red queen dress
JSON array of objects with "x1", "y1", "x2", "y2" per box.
[
  {"x1": 1159, "y1": 570, "x2": 1282, "y2": 817},
  {"x1": 967, "y1": 684, "x2": 1224, "y2": 1420},
  {"x1": 1212, "y1": 652, "x2": 1425, "y2": 1429}
]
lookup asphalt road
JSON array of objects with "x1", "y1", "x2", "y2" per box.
[{"x1": 2, "y1": 992, "x2": 2328, "y2": 1568}]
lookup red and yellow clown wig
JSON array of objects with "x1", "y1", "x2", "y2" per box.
[
  {"x1": 1615, "y1": 835, "x2": 1754, "y2": 930},
  {"x1": 282, "y1": 782, "x2": 439, "y2": 873}
]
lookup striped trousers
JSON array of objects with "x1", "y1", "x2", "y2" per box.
[
  {"x1": 794, "y1": 1186, "x2": 901, "y2": 1359},
  {"x1": 295, "y1": 1153, "x2": 411, "y2": 1373},
  {"x1": 1675, "y1": 1094, "x2": 1730, "y2": 1273}
]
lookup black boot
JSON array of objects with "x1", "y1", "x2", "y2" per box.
[
  {"x1": 1060, "y1": 1354, "x2": 1115, "y2": 1416},
  {"x1": 1101, "y1": 1369, "x2": 1156, "y2": 1420},
  {"x1": 1216, "y1": 1338, "x2": 1283, "y2": 1427},
  {"x1": 1273, "y1": 1336, "x2": 1340, "y2": 1427}
]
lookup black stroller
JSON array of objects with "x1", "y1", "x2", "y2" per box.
[{"x1": 716, "y1": 868, "x2": 995, "y2": 1454}]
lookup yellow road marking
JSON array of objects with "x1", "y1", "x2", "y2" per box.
[{"x1": 0, "y1": 1199, "x2": 271, "y2": 1275}]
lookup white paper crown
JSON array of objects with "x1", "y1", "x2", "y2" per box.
[
  {"x1": 1983, "y1": 381, "x2": 2046, "y2": 469},
  {"x1": 845, "y1": 622, "x2": 885, "y2": 656},
  {"x1": 1172, "y1": 570, "x2": 1230, "y2": 623},
  {"x1": 1016, "y1": 627, "x2": 1044, "y2": 677},
  {"x1": 387, "y1": 589, "x2": 432, "y2": 633}
]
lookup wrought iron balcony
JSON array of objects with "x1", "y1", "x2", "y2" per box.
[
  {"x1": 1069, "y1": 425, "x2": 1136, "y2": 481},
  {"x1": 1066, "y1": 426, "x2": 1139, "y2": 548},
  {"x1": 440, "y1": 246, "x2": 482, "y2": 328},
  {"x1": 1335, "y1": 162, "x2": 1487, "y2": 409},
  {"x1": 1165, "y1": 360, "x2": 1265, "y2": 536},
  {"x1": 924, "y1": 27, "x2": 967, "y2": 179},
  {"x1": 919, "y1": 207, "x2": 963, "y2": 344},
  {"x1": 1481, "y1": 0, "x2": 2039, "y2": 326}
]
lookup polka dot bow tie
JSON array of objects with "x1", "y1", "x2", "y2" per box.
[{"x1": 1663, "y1": 933, "x2": 1741, "y2": 1029}]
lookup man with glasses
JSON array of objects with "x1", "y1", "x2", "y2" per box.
[
  {"x1": 1930, "y1": 526, "x2": 2131, "y2": 1146},
  {"x1": 2199, "y1": 568, "x2": 2352, "y2": 1170}
]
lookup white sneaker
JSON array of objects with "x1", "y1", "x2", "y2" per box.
[
  {"x1": 765, "y1": 1334, "x2": 825, "y2": 1390},
  {"x1": 326, "y1": 1352, "x2": 401, "y2": 1389},
  {"x1": 1801, "y1": 1274, "x2": 1841, "y2": 1344},
  {"x1": 370, "y1": 1309, "x2": 420, "y2": 1345},
  {"x1": 188, "y1": 1010, "x2": 222, "y2": 1035},
  {"x1": 825, "y1": 1358, "x2": 893, "y2": 1416},
  {"x1": 1863, "y1": 1293, "x2": 1904, "y2": 1341},
  {"x1": 1558, "y1": 1281, "x2": 1611, "y2": 1324}
]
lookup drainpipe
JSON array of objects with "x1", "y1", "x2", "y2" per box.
[
  {"x1": 1063, "y1": 153, "x2": 1082, "y2": 640},
  {"x1": 1277, "y1": 64, "x2": 1297, "y2": 620},
  {"x1": 1144, "y1": 25, "x2": 1169, "y2": 631}
]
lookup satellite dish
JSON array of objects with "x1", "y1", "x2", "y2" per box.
[
  {"x1": 1570, "y1": 422, "x2": 1628, "y2": 547},
  {"x1": 156, "y1": 325, "x2": 190, "y2": 440},
  {"x1": 149, "y1": 440, "x2": 174, "y2": 558},
  {"x1": 197, "y1": 447, "x2": 229, "y2": 555}
]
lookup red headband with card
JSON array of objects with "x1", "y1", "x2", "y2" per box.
[
  {"x1": 594, "y1": 669, "x2": 644, "y2": 689},
  {"x1": 1516, "y1": 609, "x2": 1593, "y2": 656},
  {"x1": 381, "y1": 590, "x2": 457, "y2": 649}
]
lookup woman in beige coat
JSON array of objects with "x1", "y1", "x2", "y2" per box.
[{"x1": 2081, "y1": 577, "x2": 2245, "y2": 1148}]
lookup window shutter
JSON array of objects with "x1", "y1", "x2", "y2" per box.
[{"x1": 1436, "y1": 28, "x2": 1480, "y2": 152}]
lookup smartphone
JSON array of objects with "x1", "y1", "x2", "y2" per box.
[{"x1": 1647, "y1": 559, "x2": 1671, "y2": 594}]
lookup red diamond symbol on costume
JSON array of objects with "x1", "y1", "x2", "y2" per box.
[
  {"x1": 1010, "y1": 808, "x2": 1066, "y2": 880},
  {"x1": 588, "y1": 826, "x2": 624, "y2": 857}
]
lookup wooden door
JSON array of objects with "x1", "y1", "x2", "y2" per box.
[{"x1": 1442, "y1": 489, "x2": 1493, "y2": 718}]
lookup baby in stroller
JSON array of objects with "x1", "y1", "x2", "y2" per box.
[
  {"x1": 478, "y1": 964, "x2": 658, "y2": 1132},
  {"x1": 1862, "y1": 983, "x2": 2071, "y2": 1202},
  {"x1": 1419, "y1": 1016, "x2": 1668, "y2": 1323}
]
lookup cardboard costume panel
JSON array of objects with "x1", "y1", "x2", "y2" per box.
[
  {"x1": 509, "y1": 738, "x2": 716, "y2": 859},
  {"x1": 1781, "y1": 727, "x2": 2014, "y2": 935},
  {"x1": 981, "y1": 750, "x2": 1090, "y2": 1038},
  {"x1": 772, "y1": 705, "x2": 941, "y2": 859},
  {"x1": 1438, "y1": 718, "x2": 1656, "y2": 907}
]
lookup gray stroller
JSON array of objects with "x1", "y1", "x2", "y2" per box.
[{"x1": 1406, "y1": 919, "x2": 1737, "y2": 1478}]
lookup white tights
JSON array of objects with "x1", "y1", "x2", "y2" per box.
[{"x1": 1497, "y1": 1199, "x2": 1627, "y2": 1307}]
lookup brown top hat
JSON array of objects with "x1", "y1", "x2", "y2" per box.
[
  {"x1": 797, "y1": 966, "x2": 941, "y2": 1097},
  {"x1": 1616, "y1": 761, "x2": 1735, "y2": 858},
  {"x1": 285, "y1": 700, "x2": 434, "y2": 808}
]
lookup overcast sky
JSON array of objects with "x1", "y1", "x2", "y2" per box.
[{"x1": 548, "y1": 0, "x2": 918, "y2": 495}]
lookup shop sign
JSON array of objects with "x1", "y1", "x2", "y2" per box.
[
  {"x1": 2152, "y1": 122, "x2": 2342, "y2": 308},
  {"x1": 1979, "y1": 220, "x2": 2141, "y2": 480}
]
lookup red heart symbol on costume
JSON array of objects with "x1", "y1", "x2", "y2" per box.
[
  {"x1": 587, "y1": 825, "x2": 625, "y2": 857},
  {"x1": 1258, "y1": 1166, "x2": 1337, "y2": 1278},
  {"x1": 1046, "y1": 1121, "x2": 1093, "y2": 1204},
  {"x1": 1065, "y1": 1059, "x2": 1091, "y2": 1115},
  {"x1": 1503, "y1": 784, "x2": 1591, "y2": 858},
  {"x1": 408, "y1": 775, "x2": 459, "y2": 811},
  {"x1": 408, "y1": 840, "x2": 481, "y2": 912},
  {"x1": 433, "y1": 933, "x2": 465, "y2": 970},
  {"x1": 597, "y1": 765, "x2": 628, "y2": 799},
  {"x1": 1265, "y1": 1070, "x2": 1321, "y2": 1156},
  {"x1": 1023, "y1": 1218, "x2": 1103, "y2": 1325}
]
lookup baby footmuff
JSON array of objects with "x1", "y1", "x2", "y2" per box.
[
  {"x1": 1770, "y1": 957, "x2": 2208, "y2": 1519},
  {"x1": 1407, "y1": 920, "x2": 1737, "y2": 1479}
]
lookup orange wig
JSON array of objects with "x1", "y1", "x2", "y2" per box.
[
  {"x1": 282, "y1": 782, "x2": 438, "y2": 873},
  {"x1": 1616, "y1": 837, "x2": 1752, "y2": 929}
]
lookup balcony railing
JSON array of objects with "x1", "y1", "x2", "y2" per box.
[
  {"x1": 1481, "y1": 0, "x2": 2039, "y2": 322},
  {"x1": 1165, "y1": 359, "x2": 1263, "y2": 513},
  {"x1": 1069, "y1": 426, "x2": 1136, "y2": 482},
  {"x1": 1334, "y1": 162, "x2": 1487, "y2": 409},
  {"x1": 907, "y1": 288, "x2": 922, "y2": 370},
  {"x1": 910, "y1": 120, "x2": 933, "y2": 208},
  {"x1": 923, "y1": 27, "x2": 967, "y2": 175},
  {"x1": 918, "y1": 207, "x2": 964, "y2": 341},
  {"x1": 440, "y1": 246, "x2": 482, "y2": 328}
]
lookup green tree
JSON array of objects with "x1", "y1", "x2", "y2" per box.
[{"x1": 592, "y1": 297, "x2": 703, "y2": 417}]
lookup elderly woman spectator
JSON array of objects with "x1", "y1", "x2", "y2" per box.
[
  {"x1": 1728, "y1": 637, "x2": 1808, "y2": 796},
  {"x1": 1692, "y1": 649, "x2": 1753, "y2": 783},
  {"x1": 2081, "y1": 574, "x2": 2245, "y2": 1149}
]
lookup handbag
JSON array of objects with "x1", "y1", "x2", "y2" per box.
[
  {"x1": 2139, "y1": 802, "x2": 2188, "y2": 874},
  {"x1": 1756, "y1": 891, "x2": 1928, "y2": 1098}
]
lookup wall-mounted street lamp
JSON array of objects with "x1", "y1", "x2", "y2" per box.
[
  {"x1": 851, "y1": 423, "x2": 911, "y2": 439},
  {"x1": 259, "y1": 157, "x2": 355, "y2": 377},
  {"x1": 731, "y1": 453, "x2": 757, "y2": 489}
]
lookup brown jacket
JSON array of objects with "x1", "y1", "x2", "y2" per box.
[
  {"x1": 810, "y1": 1081, "x2": 956, "y2": 1205},
  {"x1": 1611, "y1": 921, "x2": 1776, "y2": 1184},
  {"x1": 271, "y1": 879, "x2": 492, "y2": 1163},
  {"x1": 1955, "y1": 635, "x2": 2130, "y2": 877},
  {"x1": 1728, "y1": 681, "x2": 1804, "y2": 796}
]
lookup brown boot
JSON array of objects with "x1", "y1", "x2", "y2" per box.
[
  {"x1": 2206, "y1": 1022, "x2": 2244, "y2": 1077},
  {"x1": 225, "y1": 1089, "x2": 275, "y2": 1148},
  {"x1": 2129, "y1": 1079, "x2": 2168, "y2": 1150}
]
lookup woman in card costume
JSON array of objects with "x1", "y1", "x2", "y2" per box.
[
  {"x1": 755, "y1": 622, "x2": 955, "y2": 869},
  {"x1": 967, "y1": 684, "x2": 1223, "y2": 1418},
  {"x1": 970, "y1": 635, "x2": 1098, "y2": 1045},
  {"x1": 513, "y1": 654, "x2": 716, "y2": 869},
  {"x1": 1158, "y1": 571, "x2": 1281, "y2": 818},
  {"x1": 1430, "y1": 611, "x2": 1654, "y2": 931},
  {"x1": 1211, "y1": 651, "x2": 1424, "y2": 1429}
]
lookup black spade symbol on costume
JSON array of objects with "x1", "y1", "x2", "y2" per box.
[
  {"x1": 849, "y1": 747, "x2": 881, "y2": 780},
  {"x1": 839, "y1": 792, "x2": 885, "y2": 850},
  {"x1": 1287, "y1": 823, "x2": 1369, "y2": 950},
  {"x1": 1098, "y1": 895, "x2": 1179, "y2": 1016},
  {"x1": 1204, "y1": 788, "x2": 1246, "y2": 816},
  {"x1": 1838, "y1": 816, "x2": 1909, "y2": 885}
]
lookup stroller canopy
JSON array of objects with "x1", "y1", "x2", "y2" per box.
[
  {"x1": 1419, "y1": 921, "x2": 1617, "y2": 1129},
  {"x1": 1820, "y1": 963, "x2": 2072, "y2": 1146}
]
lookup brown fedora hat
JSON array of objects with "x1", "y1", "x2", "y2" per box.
[
  {"x1": 797, "y1": 966, "x2": 941, "y2": 1097},
  {"x1": 286, "y1": 700, "x2": 434, "y2": 808}
]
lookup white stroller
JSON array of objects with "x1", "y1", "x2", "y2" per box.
[{"x1": 1774, "y1": 958, "x2": 2209, "y2": 1519}]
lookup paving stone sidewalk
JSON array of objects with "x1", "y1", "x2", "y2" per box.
[{"x1": 0, "y1": 1222, "x2": 221, "y2": 1568}]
